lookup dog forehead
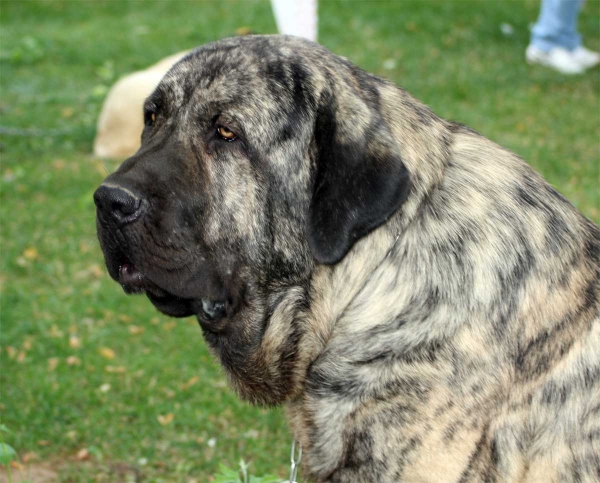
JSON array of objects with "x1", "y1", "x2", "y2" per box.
[
  {"x1": 158, "y1": 36, "x2": 327, "y2": 107},
  {"x1": 158, "y1": 53, "x2": 259, "y2": 105}
]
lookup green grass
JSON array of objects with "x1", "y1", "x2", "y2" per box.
[{"x1": 1, "y1": 0, "x2": 598, "y2": 481}]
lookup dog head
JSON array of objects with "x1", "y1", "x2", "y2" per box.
[{"x1": 94, "y1": 35, "x2": 411, "y2": 404}]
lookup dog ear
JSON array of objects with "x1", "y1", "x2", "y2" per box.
[{"x1": 307, "y1": 90, "x2": 411, "y2": 265}]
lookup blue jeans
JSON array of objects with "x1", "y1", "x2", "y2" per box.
[{"x1": 531, "y1": 0, "x2": 584, "y2": 51}]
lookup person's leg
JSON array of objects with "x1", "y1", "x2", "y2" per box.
[
  {"x1": 530, "y1": 0, "x2": 583, "y2": 51},
  {"x1": 526, "y1": 0, "x2": 594, "y2": 73},
  {"x1": 271, "y1": 0, "x2": 318, "y2": 42}
]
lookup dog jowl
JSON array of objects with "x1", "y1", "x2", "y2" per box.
[{"x1": 95, "y1": 36, "x2": 600, "y2": 482}]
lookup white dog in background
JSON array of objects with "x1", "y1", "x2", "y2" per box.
[{"x1": 93, "y1": 51, "x2": 187, "y2": 159}]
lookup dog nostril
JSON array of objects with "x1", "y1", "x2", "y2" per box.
[
  {"x1": 111, "y1": 198, "x2": 140, "y2": 217},
  {"x1": 94, "y1": 184, "x2": 144, "y2": 224}
]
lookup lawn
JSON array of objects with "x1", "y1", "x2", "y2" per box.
[{"x1": 1, "y1": 0, "x2": 598, "y2": 481}]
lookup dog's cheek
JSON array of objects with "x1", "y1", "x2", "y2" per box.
[{"x1": 201, "y1": 151, "x2": 262, "y2": 239}]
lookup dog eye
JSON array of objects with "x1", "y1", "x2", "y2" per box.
[
  {"x1": 217, "y1": 125, "x2": 236, "y2": 141},
  {"x1": 144, "y1": 111, "x2": 157, "y2": 127}
]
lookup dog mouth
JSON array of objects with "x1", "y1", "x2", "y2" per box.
[{"x1": 116, "y1": 259, "x2": 230, "y2": 325}]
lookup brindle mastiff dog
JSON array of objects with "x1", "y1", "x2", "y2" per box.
[{"x1": 94, "y1": 36, "x2": 600, "y2": 482}]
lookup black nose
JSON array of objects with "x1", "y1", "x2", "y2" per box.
[{"x1": 93, "y1": 184, "x2": 144, "y2": 224}]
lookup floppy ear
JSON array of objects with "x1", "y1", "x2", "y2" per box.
[{"x1": 307, "y1": 90, "x2": 411, "y2": 265}]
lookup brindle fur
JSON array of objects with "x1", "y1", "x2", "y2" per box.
[{"x1": 95, "y1": 36, "x2": 600, "y2": 482}]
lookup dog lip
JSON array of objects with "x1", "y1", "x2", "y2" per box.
[
  {"x1": 119, "y1": 262, "x2": 147, "y2": 294},
  {"x1": 113, "y1": 259, "x2": 237, "y2": 322},
  {"x1": 118, "y1": 262, "x2": 172, "y2": 299},
  {"x1": 117, "y1": 264, "x2": 216, "y2": 319},
  {"x1": 146, "y1": 291, "x2": 197, "y2": 318},
  {"x1": 200, "y1": 299, "x2": 227, "y2": 321},
  {"x1": 120, "y1": 262, "x2": 141, "y2": 284}
]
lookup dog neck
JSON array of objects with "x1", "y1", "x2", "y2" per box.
[
  {"x1": 231, "y1": 97, "x2": 454, "y2": 405},
  {"x1": 291, "y1": 105, "x2": 454, "y2": 385}
]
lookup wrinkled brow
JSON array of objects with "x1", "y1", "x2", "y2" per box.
[{"x1": 144, "y1": 89, "x2": 165, "y2": 112}]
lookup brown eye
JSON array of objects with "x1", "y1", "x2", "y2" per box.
[
  {"x1": 145, "y1": 110, "x2": 157, "y2": 127},
  {"x1": 217, "y1": 125, "x2": 236, "y2": 141}
]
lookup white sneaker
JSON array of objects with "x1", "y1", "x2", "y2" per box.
[
  {"x1": 526, "y1": 45, "x2": 584, "y2": 75},
  {"x1": 572, "y1": 46, "x2": 600, "y2": 69}
]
